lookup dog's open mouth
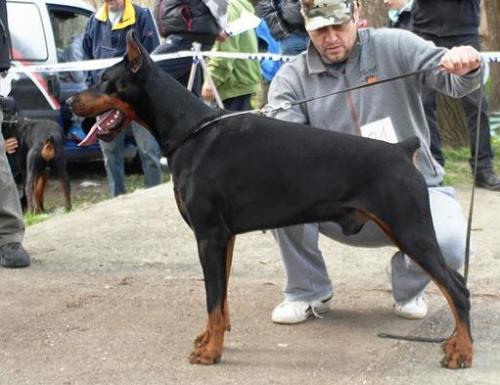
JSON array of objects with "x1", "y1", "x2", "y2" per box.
[{"x1": 78, "y1": 109, "x2": 126, "y2": 146}]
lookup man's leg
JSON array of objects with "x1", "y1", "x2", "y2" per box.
[
  {"x1": 272, "y1": 224, "x2": 334, "y2": 303},
  {"x1": 462, "y1": 88, "x2": 500, "y2": 190},
  {"x1": 223, "y1": 95, "x2": 251, "y2": 112},
  {"x1": 317, "y1": 187, "x2": 466, "y2": 317},
  {"x1": 131, "y1": 122, "x2": 162, "y2": 188},
  {"x1": 271, "y1": 224, "x2": 334, "y2": 324},
  {"x1": 389, "y1": 187, "x2": 466, "y2": 302},
  {"x1": 441, "y1": 34, "x2": 499, "y2": 190},
  {"x1": 0, "y1": 131, "x2": 30, "y2": 267},
  {"x1": 99, "y1": 132, "x2": 126, "y2": 197}
]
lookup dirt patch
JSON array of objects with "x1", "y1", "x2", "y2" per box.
[{"x1": 1, "y1": 184, "x2": 500, "y2": 384}]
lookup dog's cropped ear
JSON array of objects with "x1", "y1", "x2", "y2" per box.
[{"x1": 126, "y1": 30, "x2": 143, "y2": 73}]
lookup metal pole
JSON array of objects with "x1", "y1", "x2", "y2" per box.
[{"x1": 186, "y1": 42, "x2": 201, "y2": 92}]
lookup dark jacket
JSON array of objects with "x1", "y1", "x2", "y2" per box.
[
  {"x1": 83, "y1": 0, "x2": 160, "y2": 85},
  {"x1": 411, "y1": 0, "x2": 480, "y2": 37},
  {"x1": 255, "y1": 0, "x2": 305, "y2": 41},
  {"x1": 154, "y1": 0, "x2": 220, "y2": 44},
  {"x1": 387, "y1": 8, "x2": 412, "y2": 31}
]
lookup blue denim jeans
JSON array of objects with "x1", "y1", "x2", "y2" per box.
[
  {"x1": 280, "y1": 33, "x2": 309, "y2": 56},
  {"x1": 99, "y1": 121, "x2": 162, "y2": 197}
]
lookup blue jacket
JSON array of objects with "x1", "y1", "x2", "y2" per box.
[{"x1": 83, "y1": 0, "x2": 160, "y2": 85}]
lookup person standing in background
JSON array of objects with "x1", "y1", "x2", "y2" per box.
[
  {"x1": 83, "y1": 0, "x2": 163, "y2": 197},
  {"x1": 201, "y1": 0, "x2": 262, "y2": 111},
  {"x1": 411, "y1": 0, "x2": 500, "y2": 191},
  {"x1": 0, "y1": 0, "x2": 30, "y2": 268},
  {"x1": 256, "y1": 0, "x2": 309, "y2": 55},
  {"x1": 153, "y1": 0, "x2": 229, "y2": 96}
]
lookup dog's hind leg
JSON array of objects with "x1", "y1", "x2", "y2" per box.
[
  {"x1": 56, "y1": 161, "x2": 72, "y2": 211},
  {"x1": 189, "y1": 230, "x2": 234, "y2": 365},
  {"x1": 405, "y1": 242, "x2": 471, "y2": 368},
  {"x1": 371, "y1": 211, "x2": 472, "y2": 368},
  {"x1": 33, "y1": 172, "x2": 48, "y2": 213}
]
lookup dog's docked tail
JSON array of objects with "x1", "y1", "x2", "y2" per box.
[
  {"x1": 398, "y1": 136, "x2": 420, "y2": 161},
  {"x1": 41, "y1": 136, "x2": 56, "y2": 162}
]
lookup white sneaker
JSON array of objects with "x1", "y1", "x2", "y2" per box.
[
  {"x1": 394, "y1": 294, "x2": 428, "y2": 319},
  {"x1": 271, "y1": 293, "x2": 333, "y2": 324}
]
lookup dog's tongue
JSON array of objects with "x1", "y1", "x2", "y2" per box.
[{"x1": 78, "y1": 110, "x2": 115, "y2": 146}]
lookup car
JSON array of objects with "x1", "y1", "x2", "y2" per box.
[{"x1": 6, "y1": 0, "x2": 138, "y2": 162}]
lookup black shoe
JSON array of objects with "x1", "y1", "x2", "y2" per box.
[
  {"x1": 0, "y1": 242, "x2": 31, "y2": 268},
  {"x1": 475, "y1": 170, "x2": 500, "y2": 191}
]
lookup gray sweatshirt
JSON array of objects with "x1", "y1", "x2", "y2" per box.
[{"x1": 268, "y1": 27, "x2": 483, "y2": 186}]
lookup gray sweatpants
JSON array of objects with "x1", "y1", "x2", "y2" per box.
[
  {"x1": 0, "y1": 110, "x2": 25, "y2": 246},
  {"x1": 272, "y1": 186, "x2": 467, "y2": 303}
]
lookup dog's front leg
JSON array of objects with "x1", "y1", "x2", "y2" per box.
[{"x1": 189, "y1": 233, "x2": 234, "y2": 365}]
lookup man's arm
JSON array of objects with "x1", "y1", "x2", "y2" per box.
[
  {"x1": 255, "y1": 0, "x2": 291, "y2": 41},
  {"x1": 395, "y1": 29, "x2": 484, "y2": 99},
  {"x1": 201, "y1": 0, "x2": 229, "y2": 32},
  {"x1": 267, "y1": 67, "x2": 308, "y2": 124}
]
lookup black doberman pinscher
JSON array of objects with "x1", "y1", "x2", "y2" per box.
[
  {"x1": 4, "y1": 115, "x2": 71, "y2": 213},
  {"x1": 68, "y1": 31, "x2": 472, "y2": 368}
]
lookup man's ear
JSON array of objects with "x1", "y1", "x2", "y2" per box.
[
  {"x1": 353, "y1": 1, "x2": 360, "y2": 23},
  {"x1": 126, "y1": 30, "x2": 142, "y2": 73}
]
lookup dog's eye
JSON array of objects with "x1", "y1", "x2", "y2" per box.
[
  {"x1": 117, "y1": 79, "x2": 127, "y2": 91},
  {"x1": 101, "y1": 74, "x2": 109, "y2": 82}
]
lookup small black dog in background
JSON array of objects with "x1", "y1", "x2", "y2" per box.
[{"x1": 1, "y1": 96, "x2": 71, "y2": 213}]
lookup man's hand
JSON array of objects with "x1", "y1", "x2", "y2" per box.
[
  {"x1": 216, "y1": 31, "x2": 229, "y2": 42},
  {"x1": 4, "y1": 137, "x2": 18, "y2": 154},
  {"x1": 201, "y1": 82, "x2": 215, "y2": 100},
  {"x1": 440, "y1": 46, "x2": 482, "y2": 76}
]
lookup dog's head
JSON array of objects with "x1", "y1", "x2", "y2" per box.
[{"x1": 68, "y1": 30, "x2": 154, "y2": 146}]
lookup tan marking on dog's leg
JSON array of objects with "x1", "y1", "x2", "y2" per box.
[
  {"x1": 190, "y1": 306, "x2": 225, "y2": 365},
  {"x1": 32, "y1": 173, "x2": 48, "y2": 213},
  {"x1": 436, "y1": 285, "x2": 473, "y2": 368},
  {"x1": 41, "y1": 142, "x2": 55, "y2": 162},
  {"x1": 193, "y1": 235, "x2": 235, "y2": 349}
]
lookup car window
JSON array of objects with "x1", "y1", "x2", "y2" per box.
[
  {"x1": 7, "y1": 2, "x2": 48, "y2": 61},
  {"x1": 48, "y1": 6, "x2": 90, "y2": 53}
]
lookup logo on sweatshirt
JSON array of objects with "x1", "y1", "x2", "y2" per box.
[{"x1": 360, "y1": 66, "x2": 378, "y2": 84}]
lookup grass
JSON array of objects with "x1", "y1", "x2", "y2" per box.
[
  {"x1": 442, "y1": 137, "x2": 500, "y2": 186},
  {"x1": 23, "y1": 139, "x2": 499, "y2": 226},
  {"x1": 23, "y1": 168, "x2": 171, "y2": 226}
]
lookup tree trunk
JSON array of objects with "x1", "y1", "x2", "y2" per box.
[{"x1": 483, "y1": 0, "x2": 500, "y2": 111}]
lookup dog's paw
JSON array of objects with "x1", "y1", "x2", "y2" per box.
[
  {"x1": 189, "y1": 346, "x2": 221, "y2": 365},
  {"x1": 194, "y1": 329, "x2": 210, "y2": 348},
  {"x1": 441, "y1": 335, "x2": 472, "y2": 369}
]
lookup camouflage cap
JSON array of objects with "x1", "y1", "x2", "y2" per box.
[{"x1": 300, "y1": 0, "x2": 354, "y2": 31}]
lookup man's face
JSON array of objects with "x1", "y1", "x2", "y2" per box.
[
  {"x1": 106, "y1": 0, "x2": 125, "y2": 12},
  {"x1": 308, "y1": 21, "x2": 357, "y2": 64}
]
